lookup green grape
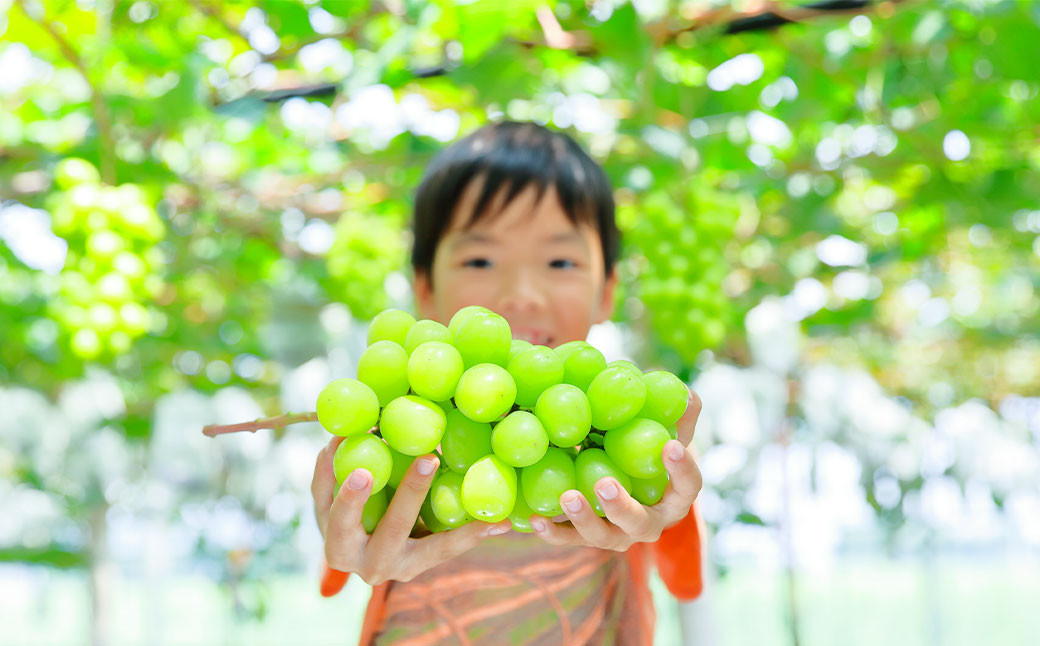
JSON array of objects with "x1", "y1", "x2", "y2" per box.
[
  {"x1": 379, "y1": 395, "x2": 447, "y2": 456},
  {"x1": 574, "y1": 448, "x2": 632, "y2": 517},
  {"x1": 454, "y1": 363, "x2": 516, "y2": 423},
  {"x1": 448, "y1": 305, "x2": 492, "y2": 337},
  {"x1": 86, "y1": 230, "x2": 123, "y2": 260},
  {"x1": 562, "y1": 345, "x2": 607, "y2": 391},
  {"x1": 361, "y1": 488, "x2": 389, "y2": 533},
  {"x1": 387, "y1": 445, "x2": 413, "y2": 489},
  {"x1": 437, "y1": 399, "x2": 454, "y2": 415},
  {"x1": 639, "y1": 371, "x2": 689, "y2": 427},
  {"x1": 441, "y1": 409, "x2": 493, "y2": 474},
  {"x1": 491, "y1": 411, "x2": 549, "y2": 467},
  {"x1": 316, "y1": 378, "x2": 380, "y2": 437},
  {"x1": 367, "y1": 309, "x2": 416, "y2": 347},
  {"x1": 631, "y1": 472, "x2": 669, "y2": 506},
  {"x1": 461, "y1": 455, "x2": 517, "y2": 523},
  {"x1": 509, "y1": 339, "x2": 533, "y2": 358},
  {"x1": 404, "y1": 319, "x2": 452, "y2": 354},
  {"x1": 607, "y1": 360, "x2": 643, "y2": 377},
  {"x1": 533, "y1": 384, "x2": 591, "y2": 447},
  {"x1": 71, "y1": 329, "x2": 102, "y2": 359},
  {"x1": 333, "y1": 433, "x2": 393, "y2": 494},
  {"x1": 553, "y1": 340, "x2": 588, "y2": 361},
  {"x1": 520, "y1": 447, "x2": 576, "y2": 516},
  {"x1": 420, "y1": 492, "x2": 450, "y2": 533},
  {"x1": 603, "y1": 418, "x2": 671, "y2": 479},
  {"x1": 357, "y1": 340, "x2": 410, "y2": 407},
  {"x1": 430, "y1": 471, "x2": 471, "y2": 528},
  {"x1": 508, "y1": 482, "x2": 536, "y2": 533},
  {"x1": 453, "y1": 310, "x2": 512, "y2": 367},
  {"x1": 667, "y1": 425, "x2": 678, "y2": 441},
  {"x1": 507, "y1": 346, "x2": 564, "y2": 408},
  {"x1": 54, "y1": 157, "x2": 101, "y2": 189},
  {"x1": 586, "y1": 366, "x2": 647, "y2": 431},
  {"x1": 407, "y1": 341, "x2": 464, "y2": 402}
]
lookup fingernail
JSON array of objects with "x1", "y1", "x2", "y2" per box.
[
  {"x1": 347, "y1": 469, "x2": 370, "y2": 490},
  {"x1": 531, "y1": 518, "x2": 547, "y2": 533},
  {"x1": 488, "y1": 524, "x2": 509, "y2": 536},
  {"x1": 667, "y1": 441, "x2": 684, "y2": 462},
  {"x1": 416, "y1": 458, "x2": 436, "y2": 476},
  {"x1": 562, "y1": 494, "x2": 582, "y2": 514},
  {"x1": 596, "y1": 481, "x2": 618, "y2": 501}
]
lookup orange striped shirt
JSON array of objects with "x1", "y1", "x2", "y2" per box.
[{"x1": 324, "y1": 505, "x2": 702, "y2": 646}]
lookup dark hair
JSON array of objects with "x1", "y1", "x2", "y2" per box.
[{"x1": 410, "y1": 121, "x2": 619, "y2": 279}]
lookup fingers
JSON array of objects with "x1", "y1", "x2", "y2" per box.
[
  {"x1": 654, "y1": 440, "x2": 703, "y2": 520},
  {"x1": 530, "y1": 514, "x2": 585, "y2": 546},
  {"x1": 534, "y1": 491, "x2": 629, "y2": 550},
  {"x1": 368, "y1": 454, "x2": 439, "y2": 559},
  {"x1": 323, "y1": 468, "x2": 374, "y2": 570},
  {"x1": 312, "y1": 435, "x2": 346, "y2": 537},
  {"x1": 675, "y1": 388, "x2": 703, "y2": 446},
  {"x1": 404, "y1": 519, "x2": 510, "y2": 578},
  {"x1": 595, "y1": 478, "x2": 661, "y2": 542}
]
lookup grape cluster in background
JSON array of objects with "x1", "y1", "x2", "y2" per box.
[
  {"x1": 316, "y1": 306, "x2": 689, "y2": 533},
  {"x1": 325, "y1": 212, "x2": 406, "y2": 321},
  {"x1": 47, "y1": 159, "x2": 165, "y2": 361},
  {"x1": 619, "y1": 183, "x2": 742, "y2": 364}
]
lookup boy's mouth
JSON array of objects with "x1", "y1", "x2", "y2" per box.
[{"x1": 511, "y1": 327, "x2": 554, "y2": 347}]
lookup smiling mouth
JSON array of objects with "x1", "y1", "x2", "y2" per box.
[{"x1": 511, "y1": 328, "x2": 554, "y2": 346}]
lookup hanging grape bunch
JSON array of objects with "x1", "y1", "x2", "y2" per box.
[
  {"x1": 315, "y1": 306, "x2": 690, "y2": 534},
  {"x1": 621, "y1": 187, "x2": 737, "y2": 362},
  {"x1": 46, "y1": 158, "x2": 165, "y2": 360},
  {"x1": 325, "y1": 213, "x2": 405, "y2": 320}
]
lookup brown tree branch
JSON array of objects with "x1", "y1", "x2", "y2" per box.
[
  {"x1": 15, "y1": 0, "x2": 117, "y2": 184},
  {"x1": 511, "y1": 1, "x2": 914, "y2": 60},
  {"x1": 203, "y1": 412, "x2": 318, "y2": 437},
  {"x1": 186, "y1": 0, "x2": 251, "y2": 50},
  {"x1": 649, "y1": 0, "x2": 916, "y2": 45},
  {"x1": 186, "y1": 0, "x2": 380, "y2": 64}
]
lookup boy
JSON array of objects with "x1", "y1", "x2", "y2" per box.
[{"x1": 311, "y1": 121, "x2": 705, "y2": 644}]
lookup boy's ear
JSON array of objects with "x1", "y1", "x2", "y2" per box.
[
  {"x1": 595, "y1": 268, "x2": 619, "y2": 324},
  {"x1": 413, "y1": 269, "x2": 437, "y2": 320}
]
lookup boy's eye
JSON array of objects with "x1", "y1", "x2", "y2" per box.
[
  {"x1": 463, "y1": 258, "x2": 492, "y2": 268},
  {"x1": 549, "y1": 259, "x2": 576, "y2": 269}
]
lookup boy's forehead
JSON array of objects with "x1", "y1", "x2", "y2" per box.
[{"x1": 446, "y1": 176, "x2": 575, "y2": 236}]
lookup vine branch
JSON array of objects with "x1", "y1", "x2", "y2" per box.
[
  {"x1": 203, "y1": 412, "x2": 318, "y2": 437},
  {"x1": 16, "y1": 0, "x2": 117, "y2": 184}
]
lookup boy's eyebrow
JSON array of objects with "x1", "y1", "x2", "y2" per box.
[
  {"x1": 544, "y1": 231, "x2": 584, "y2": 244},
  {"x1": 450, "y1": 230, "x2": 584, "y2": 249},
  {"x1": 450, "y1": 232, "x2": 500, "y2": 248}
]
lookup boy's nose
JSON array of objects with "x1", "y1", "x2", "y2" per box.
[{"x1": 496, "y1": 271, "x2": 548, "y2": 317}]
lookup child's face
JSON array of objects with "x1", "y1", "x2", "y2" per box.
[{"x1": 414, "y1": 180, "x2": 616, "y2": 347}]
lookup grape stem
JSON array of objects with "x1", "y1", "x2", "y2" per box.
[{"x1": 202, "y1": 412, "x2": 318, "y2": 437}]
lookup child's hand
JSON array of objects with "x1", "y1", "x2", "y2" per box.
[
  {"x1": 530, "y1": 388, "x2": 704, "y2": 551},
  {"x1": 311, "y1": 436, "x2": 511, "y2": 586}
]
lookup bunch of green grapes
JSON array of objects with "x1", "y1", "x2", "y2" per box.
[
  {"x1": 314, "y1": 306, "x2": 690, "y2": 534},
  {"x1": 325, "y1": 213, "x2": 405, "y2": 321},
  {"x1": 47, "y1": 158, "x2": 165, "y2": 359},
  {"x1": 620, "y1": 189, "x2": 736, "y2": 362}
]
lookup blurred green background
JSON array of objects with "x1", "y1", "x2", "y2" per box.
[{"x1": 2, "y1": 0, "x2": 1039, "y2": 644}]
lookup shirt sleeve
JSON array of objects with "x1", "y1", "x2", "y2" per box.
[
  {"x1": 651, "y1": 502, "x2": 704, "y2": 600},
  {"x1": 320, "y1": 561, "x2": 349, "y2": 597}
]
